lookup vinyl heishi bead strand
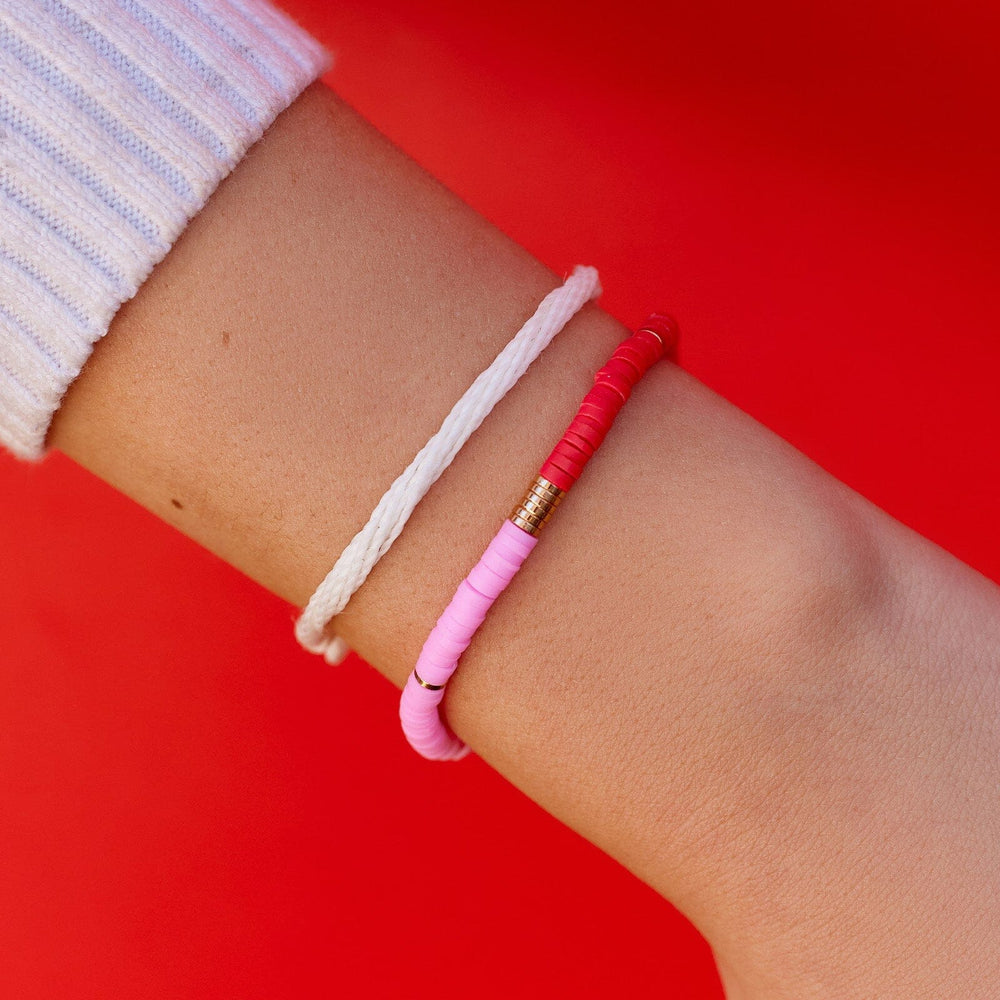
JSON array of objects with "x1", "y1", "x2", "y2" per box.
[{"x1": 399, "y1": 313, "x2": 679, "y2": 761}]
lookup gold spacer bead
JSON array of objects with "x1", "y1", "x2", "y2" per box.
[
  {"x1": 508, "y1": 474, "x2": 566, "y2": 536},
  {"x1": 414, "y1": 669, "x2": 445, "y2": 691}
]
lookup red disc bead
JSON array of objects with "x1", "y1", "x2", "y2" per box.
[
  {"x1": 539, "y1": 314, "x2": 678, "y2": 491},
  {"x1": 638, "y1": 313, "x2": 679, "y2": 359}
]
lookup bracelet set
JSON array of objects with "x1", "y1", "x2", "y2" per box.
[{"x1": 295, "y1": 267, "x2": 677, "y2": 761}]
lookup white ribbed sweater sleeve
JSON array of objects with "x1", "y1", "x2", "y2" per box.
[{"x1": 0, "y1": 0, "x2": 331, "y2": 460}]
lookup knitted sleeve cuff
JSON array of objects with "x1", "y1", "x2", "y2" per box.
[{"x1": 0, "y1": 0, "x2": 331, "y2": 460}]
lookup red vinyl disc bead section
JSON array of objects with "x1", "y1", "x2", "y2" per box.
[{"x1": 539, "y1": 314, "x2": 678, "y2": 492}]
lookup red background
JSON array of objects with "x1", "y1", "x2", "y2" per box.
[{"x1": 2, "y1": 1, "x2": 998, "y2": 996}]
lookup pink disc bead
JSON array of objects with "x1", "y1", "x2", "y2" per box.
[{"x1": 400, "y1": 519, "x2": 538, "y2": 760}]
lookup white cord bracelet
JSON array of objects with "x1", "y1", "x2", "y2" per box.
[{"x1": 294, "y1": 264, "x2": 602, "y2": 664}]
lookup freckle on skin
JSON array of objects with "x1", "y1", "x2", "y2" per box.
[
  {"x1": 222, "y1": 330, "x2": 231, "y2": 347},
  {"x1": 171, "y1": 498, "x2": 183, "y2": 509}
]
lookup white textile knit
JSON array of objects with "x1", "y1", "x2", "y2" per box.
[{"x1": 0, "y1": 0, "x2": 330, "y2": 460}]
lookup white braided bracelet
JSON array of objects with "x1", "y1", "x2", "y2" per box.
[{"x1": 294, "y1": 264, "x2": 602, "y2": 664}]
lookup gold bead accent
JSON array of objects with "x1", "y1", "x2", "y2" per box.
[
  {"x1": 637, "y1": 325, "x2": 665, "y2": 346},
  {"x1": 414, "y1": 669, "x2": 444, "y2": 691},
  {"x1": 509, "y1": 475, "x2": 566, "y2": 536}
]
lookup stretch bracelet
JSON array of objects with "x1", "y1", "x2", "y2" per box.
[{"x1": 399, "y1": 312, "x2": 679, "y2": 761}]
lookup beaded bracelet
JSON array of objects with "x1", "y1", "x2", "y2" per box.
[{"x1": 399, "y1": 313, "x2": 679, "y2": 760}]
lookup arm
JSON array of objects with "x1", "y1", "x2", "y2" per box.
[{"x1": 47, "y1": 81, "x2": 1000, "y2": 998}]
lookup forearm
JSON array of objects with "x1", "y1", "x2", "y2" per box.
[{"x1": 48, "y1": 81, "x2": 1000, "y2": 995}]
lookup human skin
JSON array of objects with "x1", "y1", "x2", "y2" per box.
[{"x1": 48, "y1": 81, "x2": 1000, "y2": 998}]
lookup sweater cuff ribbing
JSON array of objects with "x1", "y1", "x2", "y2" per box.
[{"x1": 0, "y1": 0, "x2": 331, "y2": 460}]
